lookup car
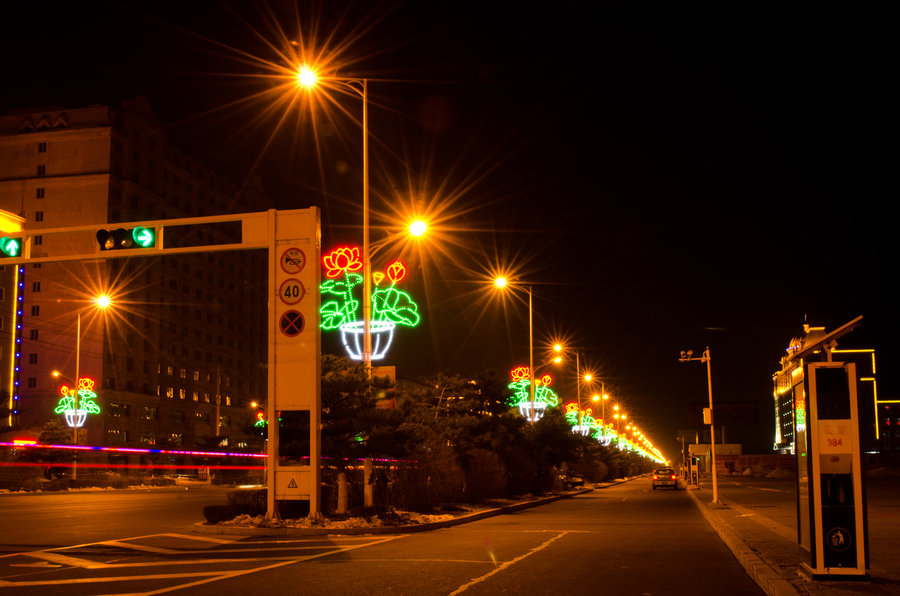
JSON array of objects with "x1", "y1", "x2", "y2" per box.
[
  {"x1": 560, "y1": 473, "x2": 585, "y2": 490},
  {"x1": 651, "y1": 467, "x2": 678, "y2": 490}
]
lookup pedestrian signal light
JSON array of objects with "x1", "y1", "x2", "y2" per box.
[
  {"x1": 96, "y1": 227, "x2": 155, "y2": 250},
  {"x1": 0, "y1": 237, "x2": 21, "y2": 257}
]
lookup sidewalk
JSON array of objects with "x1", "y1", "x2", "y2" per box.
[{"x1": 686, "y1": 476, "x2": 900, "y2": 596}]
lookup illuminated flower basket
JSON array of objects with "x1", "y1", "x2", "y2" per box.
[
  {"x1": 565, "y1": 402, "x2": 601, "y2": 437},
  {"x1": 64, "y1": 409, "x2": 88, "y2": 428},
  {"x1": 339, "y1": 319, "x2": 396, "y2": 361},
  {"x1": 320, "y1": 246, "x2": 421, "y2": 361},
  {"x1": 507, "y1": 367, "x2": 559, "y2": 421},
  {"x1": 54, "y1": 377, "x2": 101, "y2": 428}
]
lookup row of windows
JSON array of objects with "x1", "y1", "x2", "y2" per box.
[
  {"x1": 103, "y1": 404, "x2": 226, "y2": 425},
  {"x1": 108, "y1": 430, "x2": 186, "y2": 446}
]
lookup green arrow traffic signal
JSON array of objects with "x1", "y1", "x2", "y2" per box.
[
  {"x1": 0, "y1": 237, "x2": 21, "y2": 257},
  {"x1": 132, "y1": 227, "x2": 154, "y2": 248},
  {"x1": 96, "y1": 227, "x2": 155, "y2": 250}
]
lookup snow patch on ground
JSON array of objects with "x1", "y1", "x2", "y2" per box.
[{"x1": 220, "y1": 510, "x2": 462, "y2": 529}]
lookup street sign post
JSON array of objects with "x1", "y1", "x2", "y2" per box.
[{"x1": 268, "y1": 210, "x2": 321, "y2": 517}]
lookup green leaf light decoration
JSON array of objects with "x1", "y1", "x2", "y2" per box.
[{"x1": 320, "y1": 246, "x2": 422, "y2": 360}]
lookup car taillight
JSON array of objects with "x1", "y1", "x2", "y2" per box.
[
  {"x1": 652, "y1": 475, "x2": 659, "y2": 480},
  {"x1": 670, "y1": 475, "x2": 676, "y2": 480}
]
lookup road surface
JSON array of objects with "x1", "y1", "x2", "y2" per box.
[{"x1": 0, "y1": 478, "x2": 763, "y2": 595}]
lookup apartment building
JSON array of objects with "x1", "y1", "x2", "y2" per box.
[{"x1": 0, "y1": 97, "x2": 272, "y2": 452}]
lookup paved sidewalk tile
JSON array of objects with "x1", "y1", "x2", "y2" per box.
[{"x1": 687, "y1": 485, "x2": 900, "y2": 596}]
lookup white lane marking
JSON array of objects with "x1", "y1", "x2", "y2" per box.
[
  {"x1": 159, "y1": 533, "x2": 236, "y2": 544},
  {"x1": 0, "y1": 534, "x2": 409, "y2": 595},
  {"x1": 448, "y1": 531, "x2": 569, "y2": 595},
  {"x1": 100, "y1": 540, "x2": 179, "y2": 554},
  {"x1": 26, "y1": 550, "x2": 109, "y2": 569},
  {"x1": 108, "y1": 534, "x2": 409, "y2": 596},
  {"x1": 0, "y1": 570, "x2": 224, "y2": 587}
]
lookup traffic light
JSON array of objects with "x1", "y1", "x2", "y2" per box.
[
  {"x1": 0, "y1": 236, "x2": 21, "y2": 257},
  {"x1": 96, "y1": 227, "x2": 155, "y2": 250}
]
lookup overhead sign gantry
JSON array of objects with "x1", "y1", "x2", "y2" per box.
[{"x1": 5, "y1": 209, "x2": 321, "y2": 518}]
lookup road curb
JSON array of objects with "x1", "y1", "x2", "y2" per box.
[
  {"x1": 193, "y1": 476, "x2": 640, "y2": 537},
  {"x1": 686, "y1": 487, "x2": 801, "y2": 596}
]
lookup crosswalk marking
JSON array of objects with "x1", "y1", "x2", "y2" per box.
[
  {"x1": 0, "y1": 532, "x2": 408, "y2": 594},
  {"x1": 100, "y1": 540, "x2": 180, "y2": 555}
]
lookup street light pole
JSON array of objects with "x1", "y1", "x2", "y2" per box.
[
  {"x1": 679, "y1": 347, "x2": 718, "y2": 504},
  {"x1": 360, "y1": 79, "x2": 372, "y2": 373},
  {"x1": 528, "y1": 284, "x2": 535, "y2": 423},
  {"x1": 72, "y1": 311, "x2": 81, "y2": 480},
  {"x1": 601, "y1": 383, "x2": 607, "y2": 422},
  {"x1": 296, "y1": 69, "x2": 373, "y2": 373},
  {"x1": 575, "y1": 350, "x2": 581, "y2": 427}
]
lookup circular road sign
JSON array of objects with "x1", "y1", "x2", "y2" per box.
[
  {"x1": 279, "y1": 310, "x2": 305, "y2": 337},
  {"x1": 280, "y1": 247, "x2": 307, "y2": 275},
  {"x1": 826, "y1": 527, "x2": 852, "y2": 552},
  {"x1": 279, "y1": 278, "x2": 307, "y2": 305}
]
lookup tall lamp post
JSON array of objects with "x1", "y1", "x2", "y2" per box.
[
  {"x1": 55, "y1": 295, "x2": 111, "y2": 479},
  {"x1": 553, "y1": 344, "x2": 595, "y2": 432},
  {"x1": 494, "y1": 278, "x2": 535, "y2": 423},
  {"x1": 296, "y1": 68, "x2": 375, "y2": 371},
  {"x1": 679, "y1": 347, "x2": 718, "y2": 504}
]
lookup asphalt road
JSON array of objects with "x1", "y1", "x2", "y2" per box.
[
  {"x1": 0, "y1": 478, "x2": 764, "y2": 596},
  {"x1": 0, "y1": 485, "x2": 232, "y2": 551}
]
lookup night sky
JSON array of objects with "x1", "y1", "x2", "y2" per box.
[{"x1": 3, "y1": 1, "x2": 893, "y2": 457}]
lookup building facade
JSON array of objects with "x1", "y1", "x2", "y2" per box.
[
  {"x1": 772, "y1": 322, "x2": 881, "y2": 454},
  {"x1": 0, "y1": 97, "x2": 272, "y2": 452}
]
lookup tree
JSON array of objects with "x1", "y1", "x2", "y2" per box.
[{"x1": 321, "y1": 353, "x2": 396, "y2": 467}]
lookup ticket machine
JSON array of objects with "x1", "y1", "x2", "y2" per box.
[
  {"x1": 801, "y1": 361, "x2": 868, "y2": 578},
  {"x1": 776, "y1": 317, "x2": 868, "y2": 580}
]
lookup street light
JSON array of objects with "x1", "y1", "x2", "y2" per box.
[
  {"x1": 553, "y1": 345, "x2": 594, "y2": 431},
  {"x1": 55, "y1": 295, "x2": 112, "y2": 479},
  {"x1": 494, "y1": 277, "x2": 535, "y2": 423},
  {"x1": 679, "y1": 347, "x2": 718, "y2": 504},
  {"x1": 409, "y1": 220, "x2": 427, "y2": 237},
  {"x1": 297, "y1": 67, "x2": 375, "y2": 370}
]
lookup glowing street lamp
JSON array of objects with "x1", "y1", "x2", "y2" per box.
[
  {"x1": 494, "y1": 278, "x2": 535, "y2": 423},
  {"x1": 54, "y1": 295, "x2": 111, "y2": 478},
  {"x1": 408, "y1": 219, "x2": 427, "y2": 237},
  {"x1": 297, "y1": 66, "x2": 377, "y2": 370}
]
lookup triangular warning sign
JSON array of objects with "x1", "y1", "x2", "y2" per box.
[{"x1": 287, "y1": 478, "x2": 298, "y2": 489}]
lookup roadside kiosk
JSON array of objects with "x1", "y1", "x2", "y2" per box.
[{"x1": 774, "y1": 317, "x2": 869, "y2": 580}]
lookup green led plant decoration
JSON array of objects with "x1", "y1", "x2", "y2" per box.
[
  {"x1": 54, "y1": 377, "x2": 101, "y2": 428},
  {"x1": 565, "y1": 402, "x2": 604, "y2": 437},
  {"x1": 320, "y1": 245, "x2": 422, "y2": 361},
  {"x1": 507, "y1": 367, "x2": 559, "y2": 420}
]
